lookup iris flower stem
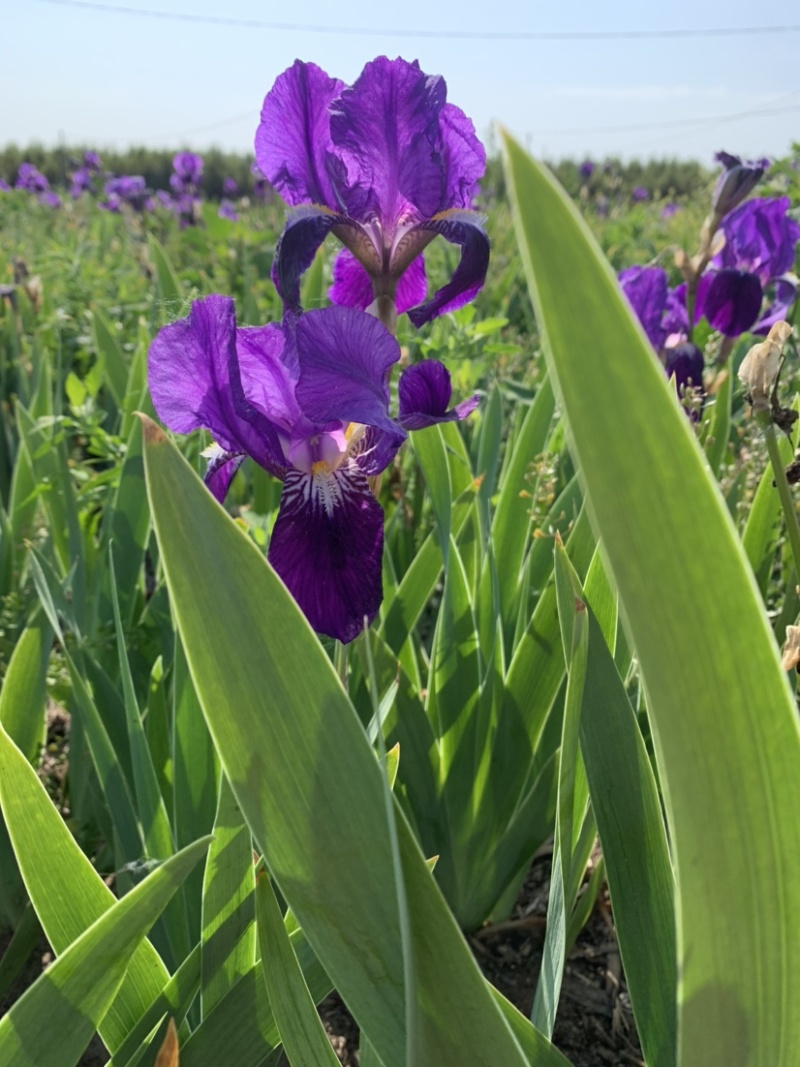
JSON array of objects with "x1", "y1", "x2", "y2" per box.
[{"x1": 759, "y1": 413, "x2": 800, "y2": 585}]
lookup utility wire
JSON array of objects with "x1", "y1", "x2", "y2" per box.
[
  {"x1": 35, "y1": 0, "x2": 800, "y2": 42},
  {"x1": 535, "y1": 93, "x2": 800, "y2": 137}
]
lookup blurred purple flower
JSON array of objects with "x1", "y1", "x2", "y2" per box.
[
  {"x1": 251, "y1": 161, "x2": 270, "y2": 201},
  {"x1": 579, "y1": 160, "x2": 595, "y2": 180},
  {"x1": 256, "y1": 56, "x2": 489, "y2": 326},
  {"x1": 38, "y1": 191, "x2": 62, "y2": 209},
  {"x1": 70, "y1": 167, "x2": 92, "y2": 198},
  {"x1": 619, "y1": 265, "x2": 703, "y2": 401},
  {"x1": 696, "y1": 196, "x2": 800, "y2": 336},
  {"x1": 218, "y1": 198, "x2": 238, "y2": 221},
  {"x1": 660, "y1": 202, "x2": 681, "y2": 219},
  {"x1": 101, "y1": 175, "x2": 149, "y2": 212},
  {"x1": 632, "y1": 186, "x2": 649, "y2": 202},
  {"x1": 712, "y1": 151, "x2": 769, "y2": 220},
  {"x1": 155, "y1": 189, "x2": 175, "y2": 210},
  {"x1": 84, "y1": 151, "x2": 102, "y2": 172},
  {"x1": 148, "y1": 297, "x2": 477, "y2": 642},
  {"x1": 223, "y1": 177, "x2": 238, "y2": 197},
  {"x1": 172, "y1": 151, "x2": 203, "y2": 187},
  {"x1": 0, "y1": 179, "x2": 10, "y2": 192},
  {"x1": 16, "y1": 163, "x2": 49, "y2": 193}
]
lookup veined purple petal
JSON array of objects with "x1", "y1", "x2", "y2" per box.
[
  {"x1": 268, "y1": 463, "x2": 384, "y2": 643},
  {"x1": 293, "y1": 307, "x2": 401, "y2": 435},
  {"x1": 329, "y1": 249, "x2": 427, "y2": 314},
  {"x1": 204, "y1": 448, "x2": 246, "y2": 502},
  {"x1": 256, "y1": 60, "x2": 345, "y2": 209},
  {"x1": 406, "y1": 210, "x2": 490, "y2": 326},
  {"x1": 355, "y1": 424, "x2": 406, "y2": 477},
  {"x1": 330, "y1": 56, "x2": 446, "y2": 224},
  {"x1": 753, "y1": 278, "x2": 797, "y2": 335},
  {"x1": 235, "y1": 323, "x2": 302, "y2": 432},
  {"x1": 439, "y1": 102, "x2": 486, "y2": 209},
  {"x1": 271, "y1": 204, "x2": 346, "y2": 313},
  {"x1": 328, "y1": 249, "x2": 373, "y2": 310},
  {"x1": 398, "y1": 359, "x2": 479, "y2": 430},
  {"x1": 716, "y1": 196, "x2": 800, "y2": 282},
  {"x1": 618, "y1": 266, "x2": 669, "y2": 350},
  {"x1": 148, "y1": 295, "x2": 285, "y2": 472},
  {"x1": 696, "y1": 270, "x2": 763, "y2": 338}
]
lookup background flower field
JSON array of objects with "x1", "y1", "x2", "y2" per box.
[{"x1": 1, "y1": 134, "x2": 799, "y2": 1067}]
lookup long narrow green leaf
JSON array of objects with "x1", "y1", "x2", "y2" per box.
[
  {"x1": 0, "y1": 724, "x2": 171, "y2": 1053},
  {"x1": 503, "y1": 131, "x2": 800, "y2": 1067},
  {"x1": 0, "y1": 838, "x2": 208, "y2": 1067},
  {"x1": 0, "y1": 614, "x2": 52, "y2": 764},
  {"x1": 200, "y1": 776, "x2": 255, "y2": 1017},
  {"x1": 256, "y1": 874, "x2": 340, "y2": 1067},
  {"x1": 142, "y1": 419, "x2": 542, "y2": 1067}
]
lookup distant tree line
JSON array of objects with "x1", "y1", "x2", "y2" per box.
[{"x1": 0, "y1": 143, "x2": 712, "y2": 202}]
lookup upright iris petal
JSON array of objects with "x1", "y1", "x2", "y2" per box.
[
  {"x1": 256, "y1": 56, "x2": 489, "y2": 325},
  {"x1": 695, "y1": 196, "x2": 800, "y2": 336},
  {"x1": 148, "y1": 298, "x2": 476, "y2": 642}
]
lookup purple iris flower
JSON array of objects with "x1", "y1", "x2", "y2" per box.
[
  {"x1": 16, "y1": 163, "x2": 49, "y2": 193},
  {"x1": 38, "y1": 191, "x2": 62, "y2": 209},
  {"x1": 223, "y1": 177, "x2": 238, "y2": 197},
  {"x1": 256, "y1": 57, "x2": 489, "y2": 326},
  {"x1": 712, "y1": 151, "x2": 769, "y2": 220},
  {"x1": 619, "y1": 265, "x2": 704, "y2": 400},
  {"x1": 148, "y1": 298, "x2": 477, "y2": 642},
  {"x1": 251, "y1": 162, "x2": 270, "y2": 201},
  {"x1": 84, "y1": 151, "x2": 102, "y2": 172},
  {"x1": 102, "y1": 175, "x2": 149, "y2": 212},
  {"x1": 660, "y1": 202, "x2": 681, "y2": 219},
  {"x1": 0, "y1": 179, "x2": 10, "y2": 192},
  {"x1": 70, "y1": 167, "x2": 92, "y2": 198},
  {"x1": 632, "y1": 186, "x2": 650, "y2": 203},
  {"x1": 579, "y1": 160, "x2": 595, "y2": 180},
  {"x1": 172, "y1": 151, "x2": 203, "y2": 188},
  {"x1": 219, "y1": 198, "x2": 238, "y2": 222},
  {"x1": 695, "y1": 196, "x2": 800, "y2": 337}
]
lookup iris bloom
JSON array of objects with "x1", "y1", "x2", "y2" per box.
[
  {"x1": 256, "y1": 56, "x2": 489, "y2": 326},
  {"x1": 696, "y1": 196, "x2": 800, "y2": 337},
  {"x1": 170, "y1": 152, "x2": 203, "y2": 193},
  {"x1": 101, "y1": 175, "x2": 149, "y2": 212},
  {"x1": 148, "y1": 297, "x2": 477, "y2": 642},
  {"x1": 15, "y1": 163, "x2": 49, "y2": 193},
  {"x1": 619, "y1": 266, "x2": 704, "y2": 397}
]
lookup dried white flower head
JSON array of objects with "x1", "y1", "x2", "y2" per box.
[
  {"x1": 738, "y1": 321, "x2": 794, "y2": 412},
  {"x1": 782, "y1": 624, "x2": 800, "y2": 671}
]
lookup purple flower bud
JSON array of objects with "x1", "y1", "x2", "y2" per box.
[
  {"x1": 712, "y1": 151, "x2": 769, "y2": 221},
  {"x1": 665, "y1": 342, "x2": 704, "y2": 394},
  {"x1": 632, "y1": 186, "x2": 649, "y2": 203},
  {"x1": 222, "y1": 177, "x2": 238, "y2": 197},
  {"x1": 579, "y1": 159, "x2": 595, "y2": 180}
]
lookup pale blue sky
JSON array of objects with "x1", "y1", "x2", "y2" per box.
[{"x1": 5, "y1": 0, "x2": 800, "y2": 161}]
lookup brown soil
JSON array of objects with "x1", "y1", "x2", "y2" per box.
[{"x1": 315, "y1": 852, "x2": 644, "y2": 1067}]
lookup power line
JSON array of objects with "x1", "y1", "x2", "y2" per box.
[
  {"x1": 35, "y1": 0, "x2": 800, "y2": 42},
  {"x1": 535, "y1": 93, "x2": 800, "y2": 137}
]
